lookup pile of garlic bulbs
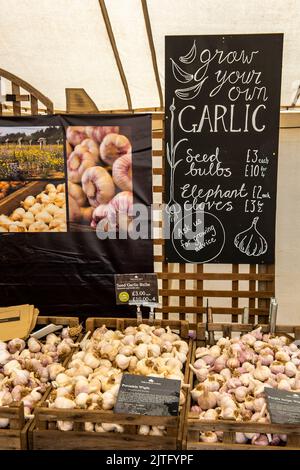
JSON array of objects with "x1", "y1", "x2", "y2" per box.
[
  {"x1": 0, "y1": 328, "x2": 77, "y2": 428},
  {"x1": 48, "y1": 324, "x2": 189, "y2": 434},
  {"x1": 190, "y1": 327, "x2": 300, "y2": 446},
  {"x1": 0, "y1": 183, "x2": 66, "y2": 232}
]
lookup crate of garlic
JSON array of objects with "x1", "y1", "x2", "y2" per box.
[
  {"x1": 30, "y1": 318, "x2": 192, "y2": 450},
  {"x1": 0, "y1": 181, "x2": 66, "y2": 232},
  {"x1": 0, "y1": 316, "x2": 79, "y2": 450},
  {"x1": 185, "y1": 323, "x2": 300, "y2": 450}
]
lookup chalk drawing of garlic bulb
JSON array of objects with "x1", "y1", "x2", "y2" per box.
[
  {"x1": 234, "y1": 217, "x2": 268, "y2": 256},
  {"x1": 165, "y1": 99, "x2": 187, "y2": 222}
]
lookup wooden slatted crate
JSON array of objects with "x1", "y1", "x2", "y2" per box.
[
  {"x1": 184, "y1": 322, "x2": 300, "y2": 450},
  {"x1": 151, "y1": 114, "x2": 275, "y2": 326},
  {"x1": 29, "y1": 317, "x2": 192, "y2": 450},
  {"x1": 0, "y1": 315, "x2": 79, "y2": 450}
]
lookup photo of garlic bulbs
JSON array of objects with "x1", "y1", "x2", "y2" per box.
[
  {"x1": 189, "y1": 327, "x2": 300, "y2": 446},
  {"x1": 0, "y1": 327, "x2": 78, "y2": 428},
  {"x1": 47, "y1": 323, "x2": 189, "y2": 433},
  {"x1": 0, "y1": 182, "x2": 66, "y2": 232},
  {"x1": 66, "y1": 126, "x2": 133, "y2": 233}
]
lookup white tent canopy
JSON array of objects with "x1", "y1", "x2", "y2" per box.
[{"x1": 0, "y1": 0, "x2": 299, "y2": 111}]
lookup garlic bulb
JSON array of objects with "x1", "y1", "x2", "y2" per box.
[
  {"x1": 46, "y1": 334, "x2": 61, "y2": 346},
  {"x1": 0, "y1": 390, "x2": 13, "y2": 406},
  {"x1": 4, "y1": 359, "x2": 21, "y2": 376},
  {"x1": 75, "y1": 392, "x2": 90, "y2": 408},
  {"x1": 0, "y1": 418, "x2": 9, "y2": 429},
  {"x1": 115, "y1": 354, "x2": 131, "y2": 370},
  {"x1": 253, "y1": 362, "x2": 271, "y2": 382},
  {"x1": 102, "y1": 391, "x2": 115, "y2": 410},
  {"x1": 235, "y1": 432, "x2": 248, "y2": 444},
  {"x1": 149, "y1": 426, "x2": 165, "y2": 436},
  {"x1": 138, "y1": 425, "x2": 150, "y2": 435},
  {"x1": 83, "y1": 352, "x2": 100, "y2": 369},
  {"x1": 54, "y1": 396, "x2": 75, "y2": 409},
  {"x1": 227, "y1": 356, "x2": 240, "y2": 369},
  {"x1": 57, "y1": 421, "x2": 73, "y2": 431},
  {"x1": 275, "y1": 350, "x2": 290, "y2": 363},
  {"x1": 11, "y1": 207, "x2": 26, "y2": 221},
  {"x1": 135, "y1": 344, "x2": 148, "y2": 360},
  {"x1": 285, "y1": 361, "x2": 297, "y2": 378},
  {"x1": 55, "y1": 373, "x2": 72, "y2": 388},
  {"x1": 11, "y1": 369, "x2": 30, "y2": 386},
  {"x1": 0, "y1": 350, "x2": 11, "y2": 364},
  {"x1": 22, "y1": 195, "x2": 35, "y2": 210},
  {"x1": 197, "y1": 389, "x2": 217, "y2": 410},
  {"x1": 189, "y1": 364, "x2": 208, "y2": 382},
  {"x1": 199, "y1": 432, "x2": 218, "y2": 443},
  {"x1": 101, "y1": 423, "x2": 124, "y2": 433},
  {"x1": 200, "y1": 409, "x2": 219, "y2": 420}
]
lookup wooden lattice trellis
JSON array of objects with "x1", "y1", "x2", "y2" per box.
[{"x1": 151, "y1": 113, "x2": 275, "y2": 327}]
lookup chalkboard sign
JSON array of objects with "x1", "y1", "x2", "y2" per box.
[
  {"x1": 114, "y1": 374, "x2": 180, "y2": 416},
  {"x1": 165, "y1": 34, "x2": 283, "y2": 263}
]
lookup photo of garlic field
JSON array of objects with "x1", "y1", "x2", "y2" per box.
[
  {"x1": 66, "y1": 125, "x2": 133, "y2": 232},
  {"x1": 0, "y1": 126, "x2": 64, "y2": 180}
]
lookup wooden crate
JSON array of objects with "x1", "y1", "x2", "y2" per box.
[
  {"x1": 0, "y1": 181, "x2": 46, "y2": 216},
  {"x1": 0, "y1": 315, "x2": 79, "y2": 450},
  {"x1": 184, "y1": 322, "x2": 300, "y2": 450},
  {"x1": 35, "y1": 315, "x2": 79, "y2": 329},
  {"x1": 29, "y1": 317, "x2": 192, "y2": 450}
]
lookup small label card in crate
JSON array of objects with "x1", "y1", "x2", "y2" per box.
[
  {"x1": 265, "y1": 389, "x2": 300, "y2": 424},
  {"x1": 114, "y1": 374, "x2": 180, "y2": 416}
]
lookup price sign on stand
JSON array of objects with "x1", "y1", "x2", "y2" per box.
[
  {"x1": 114, "y1": 273, "x2": 158, "y2": 305},
  {"x1": 265, "y1": 389, "x2": 300, "y2": 424},
  {"x1": 114, "y1": 374, "x2": 180, "y2": 416}
]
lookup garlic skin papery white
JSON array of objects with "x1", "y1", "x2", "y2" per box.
[{"x1": 189, "y1": 326, "x2": 300, "y2": 447}]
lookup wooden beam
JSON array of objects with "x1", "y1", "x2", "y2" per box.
[
  {"x1": 11, "y1": 83, "x2": 21, "y2": 115},
  {"x1": 4, "y1": 94, "x2": 30, "y2": 102},
  {"x1": 98, "y1": 0, "x2": 132, "y2": 110},
  {"x1": 141, "y1": 0, "x2": 164, "y2": 109}
]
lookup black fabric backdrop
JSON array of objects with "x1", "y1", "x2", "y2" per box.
[{"x1": 0, "y1": 114, "x2": 153, "y2": 318}]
